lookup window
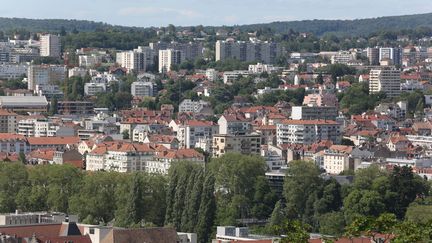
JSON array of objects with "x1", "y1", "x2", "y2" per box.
[{"x1": 89, "y1": 228, "x2": 95, "y2": 234}]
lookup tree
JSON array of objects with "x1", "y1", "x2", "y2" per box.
[
  {"x1": 115, "y1": 173, "x2": 144, "y2": 227},
  {"x1": 273, "y1": 220, "x2": 311, "y2": 243},
  {"x1": 251, "y1": 176, "x2": 277, "y2": 219},
  {"x1": 195, "y1": 173, "x2": 216, "y2": 243},
  {"x1": 268, "y1": 200, "x2": 286, "y2": 227},
  {"x1": 343, "y1": 190, "x2": 386, "y2": 223},
  {"x1": 49, "y1": 97, "x2": 58, "y2": 115},
  {"x1": 345, "y1": 213, "x2": 397, "y2": 242},
  {"x1": 122, "y1": 130, "x2": 129, "y2": 140},
  {"x1": 283, "y1": 160, "x2": 322, "y2": 220},
  {"x1": 0, "y1": 163, "x2": 28, "y2": 213},
  {"x1": 319, "y1": 212, "x2": 345, "y2": 237}
]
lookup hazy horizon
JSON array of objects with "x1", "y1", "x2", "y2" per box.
[{"x1": 1, "y1": 0, "x2": 432, "y2": 28}]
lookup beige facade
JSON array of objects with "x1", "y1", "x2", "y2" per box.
[{"x1": 212, "y1": 133, "x2": 262, "y2": 157}]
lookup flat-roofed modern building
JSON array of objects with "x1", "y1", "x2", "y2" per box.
[{"x1": 0, "y1": 96, "x2": 48, "y2": 112}]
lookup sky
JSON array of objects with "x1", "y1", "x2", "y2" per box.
[{"x1": 1, "y1": 0, "x2": 432, "y2": 27}]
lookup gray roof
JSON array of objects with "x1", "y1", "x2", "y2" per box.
[{"x1": 0, "y1": 96, "x2": 48, "y2": 107}]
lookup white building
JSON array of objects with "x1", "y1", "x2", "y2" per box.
[
  {"x1": 131, "y1": 81, "x2": 154, "y2": 97},
  {"x1": 40, "y1": 34, "x2": 61, "y2": 58},
  {"x1": 145, "y1": 149, "x2": 204, "y2": 174},
  {"x1": 291, "y1": 106, "x2": 338, "y2": 120},
  {"x1": 158, "y1": 49, "x2": 183, "y2": 73},
  {"x1": 79, "y1": 54, "x2": 103, "y2": 67},
  {"x1": 68, "y1": 67, "x2": 87, "y2": 78},
  {"x1": 223, "y1": 70, "x2": 250, "y2": 85},
  {"x1": 178, "y1": 99, "x2": 211, "y2": 114},
  {"x1": 17, "y1": 119, "x2": 59, "y2": 137},
  {"x1": 369, "y1": 68, "x2": 401, "y2": 98},
  {"x1": 330, "y1": 51, "x2": 356, "y2": 64},
  {"x1": 84, "y1": 83, "x2": 106, "y2": 96},
  {"x1": 216, "y1": 40, "x2": 282, "y2": 64},
  {"x1": 177, "y1": 120, "x2": 218, "y2": 149},
  {"x1": 116, "y1": 46, "x2": 154, "y2": 73},
  {"x1": 276, "y1": 119, "x2": 342, "y2": 145},
  {"x1": 205, "y1": 69, "x2": 218, "y2": 81},
  {"x1": 320, "y1": 145, "x2": 353, "y2": 174},
  {"x1": 218, "y1": 115, "x2": 252, "y2": 135},
  {"x1": 248, "y1": 63, "x2": 278, "y2": 73}
]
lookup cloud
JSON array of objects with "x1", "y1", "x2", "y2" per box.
[{"x1": 118, "y1": 7, "x2": 202, "y2": 18}]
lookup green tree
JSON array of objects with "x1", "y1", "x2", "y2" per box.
[
  {"x1": 273, "y1": 220, "x2": 311, "y2": 243},
  {"x1": 115, "y1": 173, "x2": 144, "y2": 227},
  {"x1": 195, "y1": 173, "x2": 216, "y2": 243},
  {"x1": 251, "y1": 176, "x2": 277, "y2": 220},
  {"x1": 268, "y1": 200, "x2": 286, "y2": 227},
  {"x1": 49, "y1": 97, "x2": 58, "y2": 115},
  {"x1": 319, "y1": 212, "x2": 345, "y2": 237}
]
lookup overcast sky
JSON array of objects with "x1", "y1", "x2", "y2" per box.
[{"x1": 1, "y1": 0, "x2": 432, "y2": 27}]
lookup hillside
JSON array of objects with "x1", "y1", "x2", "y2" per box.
[
  {"x1": 235, "y1": 12, "x2": 432, "y2": 36},
  {"x1": 1, "y1": 12, "x2": 432, "y2": 36},
  {"x1": 0, "y1": 17, "x2": 118, "y2": 33}
]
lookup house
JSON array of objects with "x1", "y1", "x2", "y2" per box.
[
  {"x1": 0, "y1": 133, "x2": 28, "y2": 153},
  {"x1": 27, "y1": 136, "x2": 80, "y2": 151},
  {"x1": 143, "y1": 134, "x2": 179, "y2": 149},
  {"x1": 387, "y1": 135, "x2": 410, "y2": 151},
  {"x1": 319, "y1": 145, "x2": 354, "y2": 174}
]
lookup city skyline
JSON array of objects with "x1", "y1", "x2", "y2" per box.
[{"x1": 1, "y1": 0, "x2": 432, "y2": 27}]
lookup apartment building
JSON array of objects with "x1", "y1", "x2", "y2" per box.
[
  {"x1": 158, "y1": 49, "x2": 183, "y2": 73},
  {"x1": 212, "y1": 133, "x2": 262, "y2": 158},
  {"x1": 145, "y1": 149, "x2": 204, "y2": 174},
  {"x1": 40, "y1": 34, "x2": 61, "y2": 58},
  {"x1": 276, "y1": 119, "x2": 342, "y2": 145},
  {"x1": 178, "y1": 99, "x2": 211, "y2": 114},
  {"x1": 0, "y1": 64, "x2": 28, "y2": 79},
  {"x1": 27, "y1": 65, "x2": 66, "y2": 91},
  {"x1": 0, "y1": 109, "x2": 17, "y2": 133},
  {"x1": 379, "y1": 47, "x2": 402, "y2": 65},
  {"x1": 131, "y1": 81, "x2": 154, "y2": 97},
  {"x1": 218, "y1": 115, "x2": 252, "y2": 135},
  {"x1": 84, "y1": 83, "x2": 106, "y2": 96},
  {"x1": 216, "y1": 40, "x2": 282, "y2": 64},
  {"x1": 116, "y1": 46, "x2": 154, "y2": 73},
  {"x1": 369, "y1": 68, "x2": 401, "y2": 98},
  {"x1": 291, "y1": 106, "x2": 338, "y2": 120},
  {"x1": 177, "y1": 120, "x2": 218, "y2": 149},
  {"x1": 319, "y1": 145, "x2": 354, "y2": 174}
]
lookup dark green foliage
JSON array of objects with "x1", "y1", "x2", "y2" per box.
[
  {"x1": 339, "y1": 82, "x2": 387, "y2": 115},
  {"x1": 115, "y1": 173, "x2": 144, "y2": 227}
]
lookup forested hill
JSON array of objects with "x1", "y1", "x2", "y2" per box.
[
  {"x1": 235, "y1": 12, "x2": 432, "y2": 36},
  {"x1": 1, "y1": 12, "x2": 432, "y2": 36},
  {"x1": 0, "y1": 17, "x2": 117, "y2": 32}
]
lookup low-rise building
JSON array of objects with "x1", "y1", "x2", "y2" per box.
[
  {"x1": 276, "y1": 119, "x2": 342, "y2": 145},
  {"x1": 84, "y1": 83, "x2": 106, "y2": 96}
]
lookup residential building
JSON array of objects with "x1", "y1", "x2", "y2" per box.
[
  {"x1": 27, "y1": 65, "x2": 66, "y2": 90},
  {"x1": 205, "y1": 68, "x2": 218, "y2": 81},
  {"x1": 291, "y1": 106, "x2": 338, "y2": 120},
  {"x1": 367, "y1": 47, "x2": 380, "y2": 65},
  {"x1": 68, "y1": 67, "x2": 88, "y2": 78},
  {"x1": 320, "y1": 145, "x2": 353, "y2": 174},
  {"x1": 131, "y1": 81, "x2": 154, "y2": 97},
  {"x1": 223, "y1": 70, "x2": 251, "y2": 85},
  {"x1": 212, "y1": 133, "x2": 262, "y2": 157},
  {"x1": 0, "y1": 109, "x2": 17, "y2": 133},
  {"x1": 145, "y1": 149, "x2": 204, "y2": 174},
  {"x1": 79, "y1": 54, "x2": 103, "y2": 67},
  {"x1": 214, "y1": 226, "x2": 277, "y2": 243},
  {"x1": 216, "y1": 40, "x2": 282, "y2": 64},
  {"x1": 330, "y1": 51, "x2": 356, "y2": 64},
  {"x1": 40, "y1": 34, "x2": 61, "y2": 58},
  {"x1": 248, "y1": 63, "x2": 279, "y2": 73},
  {"x1": 379, "y1": 47, "x2": 402, "y2": 65},
  {"x1": 276, "y1": 119, "x2": 342, "y2": 145},
  {"x1": 27, "y1": 136, "x2": 80, "y2": 151},
  {"x1": 179, "y1": 99, "x2": 212, "y2": 114},
  {"x1": 116, "y1": 46, "x2": 154, "y2": 73},
  {"x1": 303, "y1": 92, "x2": 339, "y2": 107},
  {"x1": 218, "y1": 115, "x2": 252, "y2": 135},
  {"x1": 158, "y1": 49, "x2": 183, "y2": 73},
  {"x1": 177, "y1": 120, "x2": 218, "y2": 149},
  {"x1": 369, "y1": 68, "x2": 401, "y2": 98},
  {"x1": 0, "y1": 64, "x2": 28, "y2": 79},
  {"x1": 0, "y1": 133, "x2": 28, "y2": 153},
  {"x1": 84, "y1": 83, "x2": 107, "y2": 96}
]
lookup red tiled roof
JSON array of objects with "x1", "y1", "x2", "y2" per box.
[
  {"x1": 0, "y1": 133, "x2": 26, "y2": 141},
  {"x1": 156, "y1": 149, "x2": 204, "y2": 160},
  {"x1": 280, "y1": 119, "x2": 339, "y2": 125},
  {"x1": 27, "y1": 137, "x2": 80, "y2": 146},
  {"x1": 186, "y1": 120, "x2": 215, "y2": 126}
]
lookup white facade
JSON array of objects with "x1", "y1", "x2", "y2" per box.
[
  {"x1": 131, "y1": 81, "x2": 154, "y2": 97},
  {"x1": 17, "y1": 119, "x2": 59, "y2": 137},
  {"x1": 79, "y1": 55, "x2": 103, "y2": 67},
  {"x1": 116, "y1": 46, "x2": 154, "y2": 73},
  {"x1": 68, "y1": 67, "x2": 88, "y2": 78},
  {"x1": 27, "y1": 65, "x2": 66, "y2": 90},
  {"x1": 84, "y1": 83, "x2": 107, "y2": 96},
  {"x1": 223, "y1": 70, "x2": 251, "y2": 84},
  {"x1": 158, "y1": 49, "x2": 183, "y2": 73},
  {"x1": 178, "y1": 99, "x2": 210, "y2": 113},
  {"x1": 291, "y1": 106, "x2": 338, "y2": 120},
  {"x1": 205, "y1": 69, "x2": 218, "y2": 81},
  {"x1": 40, "y1": 34, "x2": 61, "y2": 58},
  {"x1": 248, "y1": 63, "x2": 278, "y2": 73},
  {"x1": 276, "y1": 120, "x2": 342, "y2": 145}
]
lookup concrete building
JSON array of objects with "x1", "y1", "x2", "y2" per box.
[
  {"x1": 291, "y1": 106, "x2": 338, "y2": 120},
  {"x1": 27, "y1": 65, "x2": 66, "y2": 91},
  {"x1": 178, "y1": 99, "x2": 212, "y2": 114},
  {"x1": 218, "y1": 115, "x2": 252, "y2": 135},
  {"x1": 379, "y1": 47, "x2": 402, "y2": 65},
  {"x1": 367, "y1": 47, "x2": 380, "y2": 65},
  {"x1": 0, "y1": 109, "x2": 17, "y2": 133},
  {"x1": 131, "y1": 81, "x2": 154, "y2": 97},
  {"x1": 0, "y1": 96, "x2": 48, "y2": 112},
  {"x1": 84, "y1": 83, "x2": 107, "y2": 96},
  {"x1": 116, "y1": 46, "x2": 154, "y2": 73},
  {"x1": 145, "y1": 149, "x2": 204, "y2": 174},
  {"x1": 369, "y1": 68, "x2": 401, "y2": 98},
  {"x1": 276, "y1": 119, "x2": 342, "y2": 145},
  {"x1": 0, "y1": 133, "x2": 29, "y2": 153},
  {"x1": 223, "y1": 70, "x2": 251, "y2": 85},
  {"x1": 330, "y1": 51, "x2": 356, "y2": 64},
  {"x1": 0, "y1": 64, "x2": 28, "y2": 79},
  {"x1": 177, "y1": 120, "x2": 218, "y2": 149},
  {"x1": 212, "y1": 133, "x2": 262, "y2": 158},
  {"x1": 79, "y1": 54, "x2": 103, "y2": 67},
  {"x1": 68, "y1": 67, "x2": 88, "y2": 78},
  {"x1": 40, "y1": 34, "x2": 61, "y2": 58},
  {"x1": 158, "y1": 49, "x2": 183, "y2": 73},
  {"x1": 216, "y1": 40, "x2": 282, "y2": 64},
  {"x1": 205, "y1": 68, "x2": 218, "y2": 81},
  {"x1": 57, "y1": 101, "x2": 94, "y2": 115},
  {"x1": 319, "y1": 145, "x2": 354, "y2": 174},
  {"x1": 248, "y1": 63, "x2": 279, "y2": 73}
]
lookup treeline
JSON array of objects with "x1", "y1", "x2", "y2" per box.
[{"x1": 0, "y1": 153, "x2": 277, "y2": 243}]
